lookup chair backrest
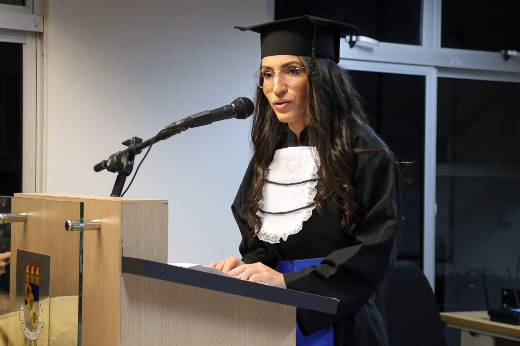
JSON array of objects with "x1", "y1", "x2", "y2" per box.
[{"x1": 375, "y1": 261, "x2": 447, "y2": 346}]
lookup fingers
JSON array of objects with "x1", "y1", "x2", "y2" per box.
[
  {"x1": 208, "y1": 260, "x2": 228, "y2": 271},
  {"x1": 0, "y1": 253, "x2": 9, "y2": 274},
  {"x1": 222, "y1": 256, "x2": 241, "y2": 273},
  {"x1": 0, "y1": 252, "x2": 10, "y2": 273},
  {"x1": 228, "y1": 261, "x2": 264, "y2": 276},
  {"x1": 228, "y1": 264, "x2": 248, "y2": 277},
  {"x1": 248, "y1": 273, "x2": 271, "y2": 285},
  {"x1": 238, "y1": 267, "x2": 262, "y2": 281},
  {"x1": 208, "y1": 259, "x2": 286, "y2": 287},
  {"x1": 216, "y1": 261, "x2": 225, "y2": 271},
  {"x1": 231, "y1": 263, "x2": 286, "y2": 288},
  {"x1": 233, "y1": 263, "x2": 266, "y2": 280},
  {"x1": 209, "y1": 256, "x2": 243, "y2": 273}
]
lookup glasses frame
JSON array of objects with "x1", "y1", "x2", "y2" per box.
[{"x1": 253, "y1": 66, "x2": 307, "y2": 89}]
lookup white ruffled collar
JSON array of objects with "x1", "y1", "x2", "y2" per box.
[{"x1": 257, "y1": 146, "x2": 319, "y2": 244}]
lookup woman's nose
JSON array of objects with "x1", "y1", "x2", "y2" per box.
[{"x1": 272, "y1": 74, "x2": 287, "y2": 94}]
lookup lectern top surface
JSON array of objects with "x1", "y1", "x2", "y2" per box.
[
  {"x1": 123, "y1": 256, "x2": 339, "y2": 315},
  {"x1": 15, "y1": 193, "x2": 168, "y2": 203}
]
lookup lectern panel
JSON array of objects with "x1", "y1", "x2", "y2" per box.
[
  {"x1": 0, "y1": 193, "x2": 317, "y2": 346},
  {"x1": 0, "y1": 196, "x2": 83, "y2": 346}
]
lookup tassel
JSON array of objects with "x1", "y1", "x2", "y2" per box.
[{"x1": 308, "y1": 22, "x2": 318, "y2": 77}]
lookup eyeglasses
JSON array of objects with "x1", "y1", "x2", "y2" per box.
[{"x1": 253, "y1": 65, "x2": 306, "y2": 88}]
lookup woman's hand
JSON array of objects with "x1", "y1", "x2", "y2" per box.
[
  {"x1": 0, "y1": 252, "x2": 10, "y2": 275},
  {"x1": 208, "y1": 255, "x2": 244, "y2": 273},
  {"x1": 228, "y1": 262, "x2": 286, "y2": 288}
]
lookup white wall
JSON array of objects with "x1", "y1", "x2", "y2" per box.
[{"x1": 45, "y1": 0, "x2": 267, "y2": 264}]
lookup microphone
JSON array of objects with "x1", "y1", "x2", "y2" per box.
[
  {"x1": 93, "y1": 97, "x2": 255, "y2": 174},
  {"x1": 165, "y1": 97, "x2": 254, "y2": 132}
]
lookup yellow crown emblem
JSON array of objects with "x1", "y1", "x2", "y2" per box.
[{"x1": 25, "y1": 260, "x2": 40, "y2": 286}]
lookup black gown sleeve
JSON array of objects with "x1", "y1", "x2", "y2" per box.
[
  {"x1": 283, "y1": 143, "x2": 402, "y2": 335},
  {"x1": 232, "y1": 158, "x2": 278, "y2": 269}
]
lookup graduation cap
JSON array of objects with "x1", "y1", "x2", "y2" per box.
[{"x1": 235, "y1": 15, "x2": 360, "y2": 75}]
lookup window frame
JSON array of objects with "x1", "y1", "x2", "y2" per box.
[{"x1": 340, "y1": 0, "x2": 520, "y2": 74}]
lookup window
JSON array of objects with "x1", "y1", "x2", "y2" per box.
[
  {"x1": 436, "y1": 77, "x2": 520, "y2": 344},
  {"x1": 275, "y1": 0, "x2": 422, "y2": 45},
  {"x1": 0, "y1": 0, "x2": 24, "y2": 5},
  {"x1": 274, "y1": 1, "x2": 520, "y2": 343},
  {"x1": 0, "y1": 0, "x2": 42, "y2": 302},
  {"x1": 350, "y1": 70, "x2": 425, "y2": 266},
  {"x1": 0, "y1": 42, "x2": 23, "y2": 196},
  {"x1": 442, "y1": 0, "x2": 520, "y2": 52}
]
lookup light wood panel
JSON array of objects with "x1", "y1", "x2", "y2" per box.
[
  {"x1": 441, "y1": 311, "x2": 520, "y2": 338},
  {"x1": 120, "y1": 274, "x2": 296, "y2": 346},
  {"x1": 10, "y1": 196, "x2": 82, "y2": 311},
  {"x1": 81, "y1": 197, "x2": 122, "y2": 346},
  {"x1": 120, "y1": 201, "x2": 168, "y2": 262},
  {"x1": 10, "y1": 193, "x2": 295, "y2": 346},
  {"x1": 13, "y1": 193, "x2": 168, "y2": 346}
]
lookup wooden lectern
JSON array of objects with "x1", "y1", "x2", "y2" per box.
[{"x1": 5, "y1": 193, "x2": 338, "y2": 346}]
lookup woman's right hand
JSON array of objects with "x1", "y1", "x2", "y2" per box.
[{"x1": 208, "y1": 256, "x2": 244, "y2": 273}]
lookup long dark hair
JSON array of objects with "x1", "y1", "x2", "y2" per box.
[{"x1": 248, "y1": 56, "x2": 371, "y2": 238}]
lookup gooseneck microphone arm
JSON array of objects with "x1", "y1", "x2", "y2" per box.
[{"x1": 93, "y1": 97, "x2": 254, "y2": 197}]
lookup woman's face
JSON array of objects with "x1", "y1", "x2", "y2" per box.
[{"x1": 261, "y1": 55, "x2": 309, "y2": 130}]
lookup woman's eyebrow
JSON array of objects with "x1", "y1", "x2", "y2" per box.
[{"x1": 261, "y1": 61, "x2": 301, "y2": 69}]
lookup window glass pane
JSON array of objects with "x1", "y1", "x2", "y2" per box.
[
  {"x1": 0, "y1": 42, "x2": 21, "y2": 297},
  {"x1": 436, "y1": 78, "x2": 520, "y2": 345},
  {"x1": 0, "y1": 42, "x2": 23, "y2": 197},
  {"x1": 275, "y1": 0, "x2": 422, "y2": 46},
  {"x1": 349, "y1": 70, "x2": 425, "y2": 266},
  {"x1": 0, "y1": 0, "x2": 24, "y2": 5},
  {"x1": 442, "y1": 0, "x2": 520, "y2": 52}
]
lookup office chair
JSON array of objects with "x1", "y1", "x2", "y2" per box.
[{"x1": 375, "y1": 261, "x2": 448, "y2": 346}]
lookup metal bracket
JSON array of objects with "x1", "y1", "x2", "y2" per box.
[
  {"x1": 346, "y1": 35, "x2": 380, "y2": 48},
  {"x1": 65, "y1": 220, "x2": 101, "y2": 231},
  {"x1": 0, "y1": 213, "x2": 28, "y2": 224},
  {"x1": 500, "y1": 50, "x2": 519, "y2": 61}
]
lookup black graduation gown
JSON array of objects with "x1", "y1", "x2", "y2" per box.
[{"x1": 232, "y1": 123, "x2": 402, "y2": 346}]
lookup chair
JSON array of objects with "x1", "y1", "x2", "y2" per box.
[{"x1": 375, "y1": 261, "x2": 447, "y2": 346}]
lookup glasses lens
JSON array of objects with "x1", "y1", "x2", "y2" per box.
[
  {"x1": 254, "y1": 70, "x2": 264, "y2": 88},
  {"x1": 282, "y1": 66, "x2": 300, "y2": 84}
]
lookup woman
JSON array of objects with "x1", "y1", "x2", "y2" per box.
[{"x1": 210, "y1": 16, "x2": 401, "y2": 346}]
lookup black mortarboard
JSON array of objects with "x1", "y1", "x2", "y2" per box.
[{"x1": 235, "y1": 15, "x2": 360, "y2": 72}]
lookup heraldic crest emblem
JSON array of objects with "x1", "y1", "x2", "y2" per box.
[{"x1": 19, "y1": 260, "x2": 44, "y2": 346}]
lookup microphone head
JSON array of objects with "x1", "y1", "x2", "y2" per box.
[{"x1": 232, "y1": 97, "x2": 255, "y2": 119}]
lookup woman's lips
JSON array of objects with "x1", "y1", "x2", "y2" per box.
[{"x1": 273, "y1": 99, "x2": 291, "y2": 110}]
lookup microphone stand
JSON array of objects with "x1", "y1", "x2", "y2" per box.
[
  {"x1": 94, "y1": 126, "x2": 187, "y2": 197},
  {"x1": 93, "y1": 97, "x2": 254, "y2": 197}
]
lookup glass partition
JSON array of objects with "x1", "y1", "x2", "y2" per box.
[
  {"x1": 0, "y1": 195, "x2": 83, "y2": 346},
  {"x1": 349, "y1": 70, "x2": 426, "y2": 267},
  {"x1": 436, "y1": 78, "x2": 520, "y2": 345}
]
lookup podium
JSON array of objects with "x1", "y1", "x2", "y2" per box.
[{"x1": 0, "y1": 193, "x2": 338, "y2": 346}]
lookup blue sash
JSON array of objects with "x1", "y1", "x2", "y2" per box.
[{"x1": 276, "y1": 258, "x2": 333, "y2": 346}]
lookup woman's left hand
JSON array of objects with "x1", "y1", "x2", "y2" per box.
[
  {"x1": 0, "y1": 252, "x2": 10, "y2": 275},
  {"x1": 228, "y1": 262, "x2": 286, "y2": 288}
]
